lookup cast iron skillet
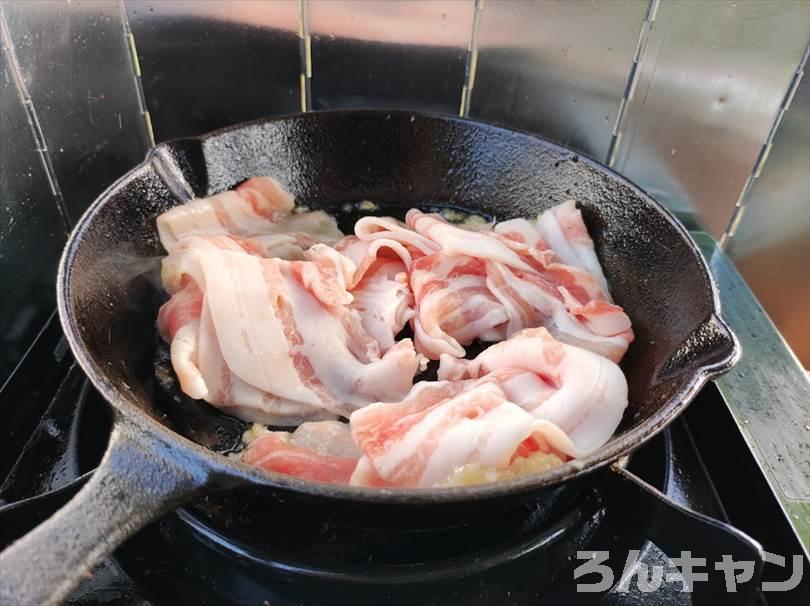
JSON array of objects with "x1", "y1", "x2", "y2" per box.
[{"x1": 0, "y1": 111, "x2": 748, "y2": 604}]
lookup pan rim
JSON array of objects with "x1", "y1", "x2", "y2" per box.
[{"x1": 56, "y1": 109, "x2": 739, "y2": 504}]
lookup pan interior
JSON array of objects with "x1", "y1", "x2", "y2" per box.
[{"x1": 61, "y1": 111, "x2": 730, "y2": 494}]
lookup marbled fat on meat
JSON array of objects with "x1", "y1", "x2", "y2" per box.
[
  {"x1": 157, "y1": 176, "x2": 343, "y2": 253},
  {"x1": 350, "y1": 205, "x2": 634, "y2": 361},
  {"x1": 158, "y1": 243, "x2": 423, "y2": 424},
  {"x1": 241, "y1": 421, "x2": 360, "y2": 484}
]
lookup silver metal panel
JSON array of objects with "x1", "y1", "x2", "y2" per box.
[
  {"x1": 0, "y1": 40, "x2": 66, "y2": 383},
  {"x1": 469, "y1": 0, "x2": 647, "y2": 161},
  {"x1": 612, "y1": 0, "x2": 810, "y2": 237},
  {"x1": 2, "y1": 0, "x2": 150, "y2": 221},
  {"x1": 126, "y1": 0, "x2": 300, "y2": 141},
  {"x1": 696, "y1": 234, "x2": 810, "y2": 551},
  {"x1": 308, "y1": 0, "x2": 474, "y2": 112},
  {"x1": 728, "y1": 72, "x2": 810, "y2": 367}
]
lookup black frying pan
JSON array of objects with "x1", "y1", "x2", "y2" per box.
[{"x1": 0, "y1": 111, "x2": 746, "y2": 605}]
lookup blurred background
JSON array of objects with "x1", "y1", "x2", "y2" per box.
[{"x1": 1, "y1": 0, "x2": 808, "y2": 382}]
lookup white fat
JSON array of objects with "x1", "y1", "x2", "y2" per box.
[
  {"x1": 291, "y1": 421, "x2": 360, "y2": 458},
  {"x1": 170, "y1": 321, "x2": 209, "y2": 400},
  {"x1": 199, "y1": 250, "x2": 320, "y2": 406}
]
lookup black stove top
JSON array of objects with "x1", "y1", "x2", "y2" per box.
[{"x1": 1, "y1": 315, "x2": 807, "y2": 605}]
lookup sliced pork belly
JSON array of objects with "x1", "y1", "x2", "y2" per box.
[
  {"x1": 350, "y1": 258, "x2": 414, "y2": 353},
  {"x1": 488, "y1": 214, "x2": 627, "y2": 354},
  {"x1": 285, "y1": 420, "x2": 361, "y2": 457},
  {"x1": 410, "y1": 254, "x2": 508, "y2": 358},
  {"x1": 241, "y1": 421, "x2": 360, "y2": 484},
  {"x1": 349, "y1": 328, "x2": 627, "y2": 488},
  {"x1": 349, "y1": 378, "x2": 577, "y2": 488},
  {"x1": 354, "y1": 215, "x2": 438, "y2": 259},
  {"x1": 484, "y1": 261, "x2": 632, "y2": 363},
  {"x1": 399, "y1": 206, "x2": 633, "y2": 361},
  {"x1": 335, "y1": 235, "x2": 414, "y2": 285},
  {"x1": 333, "y1": 236, "x2": 416, "y2": 352},
  {"x1": 438, "y1": 327, "x2": 628, "y2": 456},
  {"x1": 535, "y1": 200, "x2": 610, "y2": 295},
  {"x1": 157, "y1": 176, "x2": 342, "y2": 253},
  {"x1": 158, "y1": 243, "x2": 423, "y2": 424},
  {"x1": 247, "y1": 232, "x2": 322, "y2": 260},
  {"x1": 407, "y1": 209, "x2": 536, "y2": 273}
]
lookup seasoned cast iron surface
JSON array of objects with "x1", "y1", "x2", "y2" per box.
[{"x1": 60, "y1": 110, "x2": 735, "y2": 502}]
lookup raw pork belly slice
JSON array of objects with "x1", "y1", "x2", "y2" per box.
[
  {"x1": 353, "y1": 215, "x2": 439, "y2": 259},
  {"x1": 535, "y1": 200, "x2": 610, "y2": 295},
  {"x1": 241, "y1": 421, "x2": 360, "y2": 484},
  {"x1": 407, "y1": 209, "x2": 536, "y2": 273},
  {"x1": 400, "y1": 207, "x2": 633, "y2": 361},
  {"x1": 438, "y1": 327, "x2": 628, "y2": 456},
  {"x1": 158, "y1": 242, "x2": 423, "y2": 424},
  {"x1": 157, "y1": 176, "x2": 343, "y2": 253},
  {"x1": 349, "y1": 328, "x2": 627, "y2": 488},
  {"x1": 350, "y1": 258, "x2": 414, "y2": 353},
  {"x1": 154, "y1": 183, "x2": 634, "y2": 488},
  {"x1": 334, "y1": 236, "x2": 416, "y2": 353},
  {"x1": 409, "y1": 254, "x2": 508, "y2": 358},
  {"x1": 483, "y1": 260, "x2": 632, "y2": 363},
  {"x1": 349, "y1": 378, "x2": 577, "y2": 488}
]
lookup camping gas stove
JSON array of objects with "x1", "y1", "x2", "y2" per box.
[{"x1": 0, "y1": 237, "x2": 806, "y2": 606}]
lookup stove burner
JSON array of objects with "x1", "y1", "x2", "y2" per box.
[
  {"x1": 107, "y1": 439, "x2": 662, "y2": 606},
  {"x1": 0, "y1": 336, "x2": 788, "y2": 606},
  {"x1": 185, "y1": 488, "x2": 601, "y2": 573},
  {"x1": 0, "y1": 365, "x2": 109, "y2": 505},
  {"x1": 116, "y1": 488, "x2": 607, "y2": 606}
]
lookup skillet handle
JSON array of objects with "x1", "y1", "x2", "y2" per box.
[{"x1": 0, "y1": 416, "x2": 209, "y2": 606}]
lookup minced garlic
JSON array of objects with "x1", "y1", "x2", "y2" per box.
[{"x1": 440, "y1": 451, "x2": 564, "y2": 487}]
